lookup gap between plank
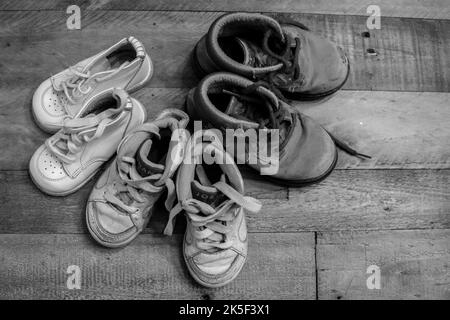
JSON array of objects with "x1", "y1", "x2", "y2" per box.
[
  {"x1": 314, "y1": 231, "x2": 319, "y2": 300},
  {"x1": 0, "y1": 227, "x2": 449, "y2": 236},
  {"x1": 0, "y1": 8, "x2": 449, "y2": 22}
]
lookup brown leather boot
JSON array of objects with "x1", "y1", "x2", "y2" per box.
[
  {"x1": 186, "y1": 72, "x2": 339, "y2": 186},
  {"x1": 193, "y1": 12, "x2": 349, "y2": 100}
]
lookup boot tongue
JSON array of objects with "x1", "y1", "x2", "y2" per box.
[
  {"x1": 223, "y1": 90, "x2": 292, "y2": 134},
  {"x1": 135, "y1": 139, "x2": 165, "y2": 177},
  {"x1": 235, "y1": 37, "x2": 281, "y2": 69},
  {"x1": 224, "y1": 96, "x2": 252, "y2": 121},
  {"x1": 191, "y1": 180, "x2": 227, "y2": 208},
  {"x1": 236, "y1": 36, "x2": 300, "y2": 89},
  {"x1": 222, "y1": 90, "x2": 272, "y2": 125}
]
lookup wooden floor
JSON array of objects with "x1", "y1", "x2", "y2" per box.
[{"x1": 0, "y1": 1, "x2": 449, "y2": 300}]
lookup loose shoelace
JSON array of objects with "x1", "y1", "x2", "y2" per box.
[
  {"x1": 51, "y1": 63, "x2": 126, "y2": 106},
  {"x1": 163, "y1": 180, "x2": 262, "y2": 252},
  {"x1": 45, "y1": 105, "x2": 127, "y2": 164}
]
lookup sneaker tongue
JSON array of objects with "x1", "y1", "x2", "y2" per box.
[
  {"x1": 82, "y1": 48, "x2": 131, "y2": 77},
  {"x1": 135, "y1": 140, "x2": 165, "y2": 177},
  {"x1": 191, "y1": 180, "x2": 227, "y2": 208},
  {"x1": 86, "y1": 58, "x2": 110, "y2": 73}
]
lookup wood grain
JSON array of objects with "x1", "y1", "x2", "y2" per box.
[
  {"x1": 0, "y1": 11, "x2": 448, "y2": 91},
  {"x1": 1, "y1": 169, "x2": 448, "y2": 234},
  {"x1": 317, "y1": 229, "x2": 450, "y2": 299},
  {"x1": 0, "y1": 233, "x2": 315, "y2": 299},
  {"x1": 1, "y1": 88, "x2": 449, "y2": 170},
  {"x1": 1, "y1": 0, "x2": 449, "y2": 19}
]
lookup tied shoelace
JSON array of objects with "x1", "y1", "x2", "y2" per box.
[
  {"x1": 45, "y1": 103, "x2": 128, "y2": 164},
  {"x1": 163, "y1": 180, "x2": 262, "y2": 252},
  {"x1": 103, "y1": 155, "x2": 176, "y2": 222},
  {"x1": 51, "y1": 63, "x2": 127, "y2": 106},
  {"x1": 245, "y1": 19, "x2": 311, "y2": 102},
  {"x1": 101, "y1": 123, "x2": 180, "y2": 225}
]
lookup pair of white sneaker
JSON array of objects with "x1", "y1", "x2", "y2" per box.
[
  {"x1": 29, "y1": 37, "x2": 262, "y2": 288},
  {"x1": 29, "y1": 36, "x2": 152, "y2": 196},
  {"x1": 85, "y1": 119, "x2": 261, "y2": 288}
]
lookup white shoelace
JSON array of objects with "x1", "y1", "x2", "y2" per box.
[
  {"x1": 45, "y1": 97, "x2": 128, "y2": 164},
  {"x1": 164, "y1": 181, "x2": 262, "y2": 252},
  {"x1": 101, "y1": 123, "x2": 180, "y2": 223},
  {"x1": 103, "y1": 155, "x2": 176, "y2": 217},
  {"x1": 51, "y1": 63, "x2": 127, "y2": 107}
]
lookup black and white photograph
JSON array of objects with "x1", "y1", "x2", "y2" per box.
[{"x1": 0, "y1": 0, "x2": 449, "y2": 305}]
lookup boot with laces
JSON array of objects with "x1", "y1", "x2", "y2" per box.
[
  {"x1": 186, "y1": 72, "x2": 344, "y2": 186},
  {"x1": 193, "y1": 12, "x2": 349, "y2": 100},
  {"x1": 32, "y1": 36, "x2": 153, "y2": 133},
  {"x1": 86, "y1": 109, "x2": 190, "y2": 248},
  {"x1": 29, "y1": 88, "x2": 146, "y2": 196},
  {"x1": 164, "y1": 132, "x2": 262, "y2": 288}
]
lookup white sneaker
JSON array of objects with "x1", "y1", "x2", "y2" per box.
[
  {"x1": 164, "y1": 131, "x2": 262, "y2": 288},
  {"x1": 32, "y1": 36, "x2": 152, "y2": 133},
  {"x1": 29, "y1": 89, "x2": 147, "y2": 196},
  {"x1": 86, "y1": 109, "x2": 190, "y2": 248}
]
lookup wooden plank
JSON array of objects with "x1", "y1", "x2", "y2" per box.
[
  {"x1": 317, "y1": 229, "x2": 450, "y2": 299},
  {"x1": 1, "y1": 169, "x2": 448, "y2": 234},
  {"x1": 284, "y1": 169, "x2": 450, "y2": 232},
  {"x1": 297, "y1": 91, "x2": 450, "y2": 170},
  {"x1": 1, "y1": 0, "x2": 449, "y2": 19},
  {"x1": 0, "y1": 11, "x2": 448, "y2": 91},
  {"x1": 1, "y1": 88, "x2": 449, "y2": 171},
  {"x1": 0, "y1": 233, "x2": 315, "y2": 299}
]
